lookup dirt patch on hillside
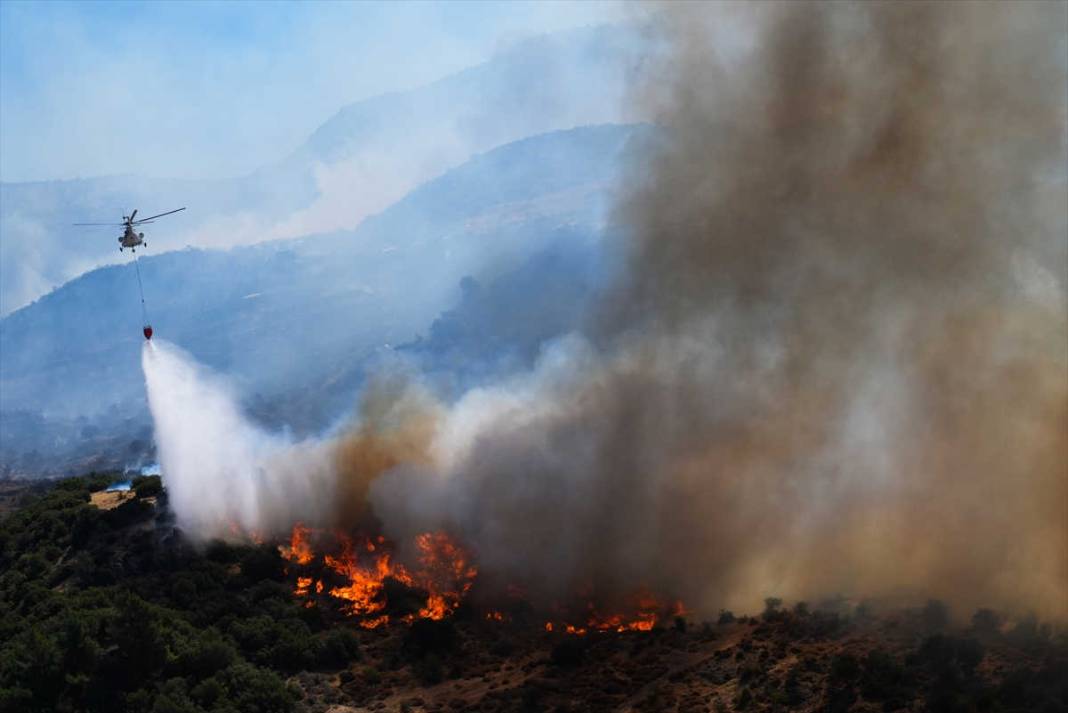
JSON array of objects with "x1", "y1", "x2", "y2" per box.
[{"x1": 90, "y1": 490, "x2": 137, "y2": 510}]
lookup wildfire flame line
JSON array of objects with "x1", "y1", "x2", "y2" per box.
[
  {"x1": 281, "y1": 524, "x2": 478, "y2": 628},
  {"x1": 280, "y1": 524, "x2": 685, "y2": 633}
]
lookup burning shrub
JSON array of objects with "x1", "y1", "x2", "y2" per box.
[{"x1": 280, "y1": 525, "x2": 478, "y2": 629}]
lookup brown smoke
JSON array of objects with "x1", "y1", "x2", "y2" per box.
[
  {"x1": 331, "y1": 375, "x2": 442, "y2": 528},
  {"x1": 366, "y1": 2, "x2": 1067, "y2": 619}
]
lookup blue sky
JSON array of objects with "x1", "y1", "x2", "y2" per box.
[{"x1": 0, "y1": 0, "x2": 621, "y2": 182}]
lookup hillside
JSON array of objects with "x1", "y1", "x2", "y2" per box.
[
  {"x1": 0, "y1": 124, "x2": 646, "y2": 477},
  {"x1": 1, "y1": 474, "x2": 1064, "y2": 713}
]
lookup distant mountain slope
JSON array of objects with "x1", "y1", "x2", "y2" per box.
[
  {"x1": 0, "y1": 25, "x2": 639, "y2": 315},
  {"x1": 0, "y1": 124, "x2": 646, "y2": 477}
]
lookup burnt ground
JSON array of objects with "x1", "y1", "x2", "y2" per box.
[{"x1": 292, "y1": 607, "x2": 1067, "y2": 713}]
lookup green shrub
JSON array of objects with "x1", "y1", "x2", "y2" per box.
[
  {"x1": 214, "y1": 662, "x2": 295, "y2": 713},
  {"x1": 132, "y1": 476, "x2": 163, "y2": 499},
  {"x1": 173, "y1": 629, "x2": 237, "y2": 680},
  {"x1": 240, "y1": 545, "x2": 286, "y2": 582},
  {"x1": 318, "y1": 628, "x2": 361, "y2": 668}
]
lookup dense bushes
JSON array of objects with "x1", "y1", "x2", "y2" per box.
[
  {"x1": 0, "y1": 473, "x2": 363, "y2": 712},
  {"x1": 132, "y1": 475, "x2": 163, "y2": 498}
]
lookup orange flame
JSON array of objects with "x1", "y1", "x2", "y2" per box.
[
  {"x1": 322, "y1": 533, "x2": 414, "y2": 627},
  {"x1": 295, "y1": 576, "x2": 313, "y2": 596},
  {"x1": 280, "y1": 523, "x2": 315, "y2": 565},
  {"x1": 281, "y1": 525, "x2": 477, "y2": 629},
  {"x1": 413, "y1": 531, "x2": 478, "y2": 620},
  {"x1": 543, "y1": 592, "x2": 684, "y2": 635},
  {"x1": 281, "y1": 525, "x2": 681, "y2": 634}
]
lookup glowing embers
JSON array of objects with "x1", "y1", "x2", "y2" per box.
[
  {"x1": 486, "y1": 586, "x2": 686, "y2": 635},
  {"x1": 543, "y1": 594, "x2": 687, "y2": 636},
  {"x1": 281, "y1": 525, "x2": 477, "y2": 629}
]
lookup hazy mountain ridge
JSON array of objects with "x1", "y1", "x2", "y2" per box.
[
  {"x1": 0, "y1": 25, "x2": 639, "y2": 315},
  {"x1": 0, "y1": 123, "x2": 646, "y2": 477}
]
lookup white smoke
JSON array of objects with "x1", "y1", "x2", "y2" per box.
[{"x1": 142, "y1": 340, "x2": 338, "y2": 540}]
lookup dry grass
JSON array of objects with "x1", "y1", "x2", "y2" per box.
[{"x1": 89, "y1": 490, "x2": 137, "y2": 510}]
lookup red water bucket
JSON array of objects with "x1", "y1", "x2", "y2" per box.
[{"x1": 143, "y1": 325, "x2": 153, "y2": 340}]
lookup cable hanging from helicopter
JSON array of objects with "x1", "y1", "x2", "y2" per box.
[{"x1": 73, "y1": 207, "x2": 185, "y2": 340}]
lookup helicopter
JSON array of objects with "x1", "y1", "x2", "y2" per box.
[{"x1": 74, "y1": 207, "x2": 186, "y2": 252}]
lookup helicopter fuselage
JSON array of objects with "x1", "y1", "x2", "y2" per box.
[
  {"x1": 118, "y1": 225, "x2": 145, "y2": 250},
  {"x1": 75, "y1": 206, "x2": 182, "y2": 252}
]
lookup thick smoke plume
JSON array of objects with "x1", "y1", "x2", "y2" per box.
[
  {"x1": 146, "y1": 3, "x2": 1067, "y2": 620},
  {"x1": 371, "y1": 2, "x2": 1067, "y2": 618}
]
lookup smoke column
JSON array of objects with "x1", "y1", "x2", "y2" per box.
[
  {"x1": 371, "y1": 2, "x2": 1067, "y2": 618},
  {"x1": 143, "y1": 2, "x2": 1066, "y2": 620}
]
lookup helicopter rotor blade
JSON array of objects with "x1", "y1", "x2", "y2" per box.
[
  {"x1": 73, "y1": 222, "x2": 125, "y2": 226},
  {"x1": 133, "y1": 207, "x2": 185, "y2": 224},
  {"x1": 129, "y1": 209, "x2": 138, "y2": 222}
]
